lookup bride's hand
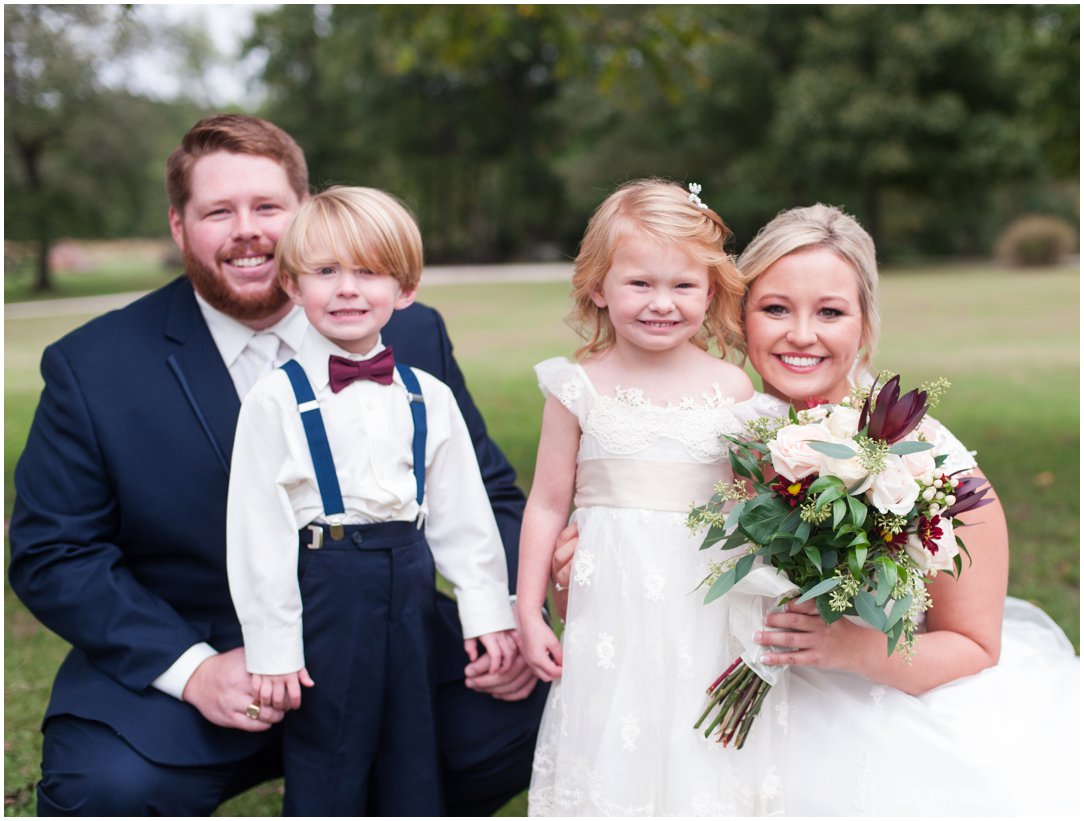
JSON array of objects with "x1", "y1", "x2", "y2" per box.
[{"x1": 756, "y1": 599, "x2": 866, "y2": 673}]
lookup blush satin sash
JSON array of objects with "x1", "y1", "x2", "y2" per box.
[{"x1": 574, "y1": 458, "x2": 724, "y2": 513}]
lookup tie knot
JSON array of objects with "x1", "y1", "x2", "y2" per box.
[
  {"x1": 328, "y1": 347, "x2": 396, "y2": 393},
  {"x1": 248, "y1": 332, "x2": 280, "y2": 364}
]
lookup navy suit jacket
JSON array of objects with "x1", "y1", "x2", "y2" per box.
[{"x1": 8, "y1": 276, "x2": 527, "y2": 767}]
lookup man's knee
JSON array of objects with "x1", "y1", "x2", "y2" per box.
[{"x1": 38, "y1": 716, "x2": 223, "y2": 816}]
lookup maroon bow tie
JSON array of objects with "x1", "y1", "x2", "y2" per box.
[{"x1": 328, "y1": 347, "x2": 396, "y2": 393}]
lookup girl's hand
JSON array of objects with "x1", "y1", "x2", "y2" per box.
[
  {"x1": 551, "y1": 523, "x2": 578, "y2": 590},
  {"x1": 465, "y1": 629, "x2": 517, "y2": 674},
  {"x1": 755, "y1": 599, "x2": 864, "y2": 673},
  {"x1": 251, "y1": 668, "x2": 315, "y2": 711},
  {"x1": 517, "y1": 613, "x2": 564, "y2": 682}
]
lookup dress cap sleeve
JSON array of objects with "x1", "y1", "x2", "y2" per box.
[{"x1": 534, "y1": 356, "x2": 593, "y2": 426}]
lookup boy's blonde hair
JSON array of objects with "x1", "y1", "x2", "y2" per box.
[
  {"x1": 569, "y1": 179, "x2": 744, "y2": 360},
  {"x1": 737, "y1": 204, "x2": 880, "y2": 377},
  {"x1": 276, "y1": 186, "x2": 423, "y2": 290}
]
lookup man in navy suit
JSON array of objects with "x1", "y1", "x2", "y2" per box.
[{"x1": 8, "y1": 114, "x2": 546, "y2": 815}]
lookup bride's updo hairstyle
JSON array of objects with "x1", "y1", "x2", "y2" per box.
[
  {"x1": 568, "y1": 178, "x2": 745, "y2": 361},
  {"x1": 737, "y1": 204, "x2": 881, "y2": 379}
]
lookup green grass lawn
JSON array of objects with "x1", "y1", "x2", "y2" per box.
[{"x1": 4, "y1": 261, "x2": 1079, "y2": 815}]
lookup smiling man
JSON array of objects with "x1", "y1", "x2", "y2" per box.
[{"x1": 8, "y1": 114, "x2": 545, "y2": 816}]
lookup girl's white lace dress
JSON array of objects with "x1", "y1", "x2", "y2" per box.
[{"x1": 527, "y1": 357, "x2": 788, "y2": 817}]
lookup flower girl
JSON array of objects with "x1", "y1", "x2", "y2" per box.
[{"x1": 516, "y1": 180, "x2": 785, "y2": 816}]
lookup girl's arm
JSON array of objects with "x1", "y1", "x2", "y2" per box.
[
  {"x1": 516, "y1": 395, "x2": 581, "y2": 681},
  {"x1": 759, "y1": 469, "x2": 1008, "y2": 695}
]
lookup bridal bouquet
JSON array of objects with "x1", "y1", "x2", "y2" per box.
[{"x1": 687, "y1": 375, "x2": 992, "y2": 749}]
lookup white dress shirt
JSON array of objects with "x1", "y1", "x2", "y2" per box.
[
  {"x1": 152, "y1": 298, "x2": 308, "y2": 699},
  {"x1": 226, "y1": 329, "x2": 515, "y2": 675}
]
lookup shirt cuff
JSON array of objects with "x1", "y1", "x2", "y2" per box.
[
  {"x1": 241, "y1": 623, "x2": 306, "y2": 675},
  {"x1": 152, "y1": 642, "x2": 219, "y2": 700},
  {"x1": 456, "y1": 587, "x2": 517, "y2": 639}
]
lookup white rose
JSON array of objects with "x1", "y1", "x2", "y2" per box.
[
  {"x1": 799, "y1": 404, "x2": 831, "y2": 423},
  {"x1": 768, "y1": 421, "x2": 832, "y2": 481},
  {"x1": 821, "y1": 436, "x2": 874, "y2": 493},
  {"x1": 826, "y1": 406, "x2": 861, "y2": 439},
  {"x1": 905, "y1": 515, "x2": 957, "y2": 573},
  {"x1": 900, "y1": 445, "x2": 936, "y2": 481},
  {"x1": 865, "y1": 455, "x2": 920, "y2": 516}
]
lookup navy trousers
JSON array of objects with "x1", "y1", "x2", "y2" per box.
[{"x1": 282, "y1": 521, "x2": 442, "y2": 816}]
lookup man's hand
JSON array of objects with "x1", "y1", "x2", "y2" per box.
[
  {"x1": 464, "y1": 631, "x2": 539, "y2": 701},
  {"x1": 181, "y1": 647, "x2": 286, "y2": 731}
]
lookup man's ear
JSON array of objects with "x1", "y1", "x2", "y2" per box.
[
  {"x1": 395, "y1": 286, "x2": 419, "y2": 311},
  {"x1": 282, "y1": 275, "x2": 305, "y2": 306},
  {"x1": 168, "y1": 207, "x2": 185, "y2": 250}
]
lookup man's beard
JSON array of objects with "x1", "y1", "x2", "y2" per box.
[{"x1": 182, "y1": 239, "x2": 290, "y2": 322}]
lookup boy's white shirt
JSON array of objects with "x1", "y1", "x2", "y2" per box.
[{"x1": 226, "y1": 327, "x2": 516, "y2": 675}]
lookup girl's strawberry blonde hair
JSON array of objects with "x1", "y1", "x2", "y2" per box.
[{"x1": 568, "y1": 178, "x2": 745, "y2": 361}]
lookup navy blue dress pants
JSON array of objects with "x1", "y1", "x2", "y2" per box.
[{"x1": 282, "y1": 521, "x2": 442, "y2": 816}]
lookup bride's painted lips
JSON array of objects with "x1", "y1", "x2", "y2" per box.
[{"x1": 773, "y1": 353, "x2": 826, "y2": 372}]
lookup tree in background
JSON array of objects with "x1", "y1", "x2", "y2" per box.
[{"x1": 4, "y1": 4, "x2": 207, "y2": 291}]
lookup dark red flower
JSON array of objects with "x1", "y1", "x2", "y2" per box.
[
  {"x1": 878, "y1": 527, "x2": 908, "y2": 553},
  {"x1": 944, "y1": 476, "x2": 994, "y2": 518},
  {"x1": 917, "y1": 514, "x2": 944, "y2": 554},
  {"x1": 772, "y1": 474, "x2": 815, "y2": 507},
  {"x1": 860, "y1": 375, "x2": 929, "y2": 444}
]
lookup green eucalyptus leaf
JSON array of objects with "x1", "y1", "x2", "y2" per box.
[
  {"x1": 795, "y1": 576, "x2": 842, "y2": 604},
  {"x1": 885, "y1": 594, "x2": 913, "y2": 629},
  {"x1": 808, "y1": 441, "x2": 858, "y2": 459},
  {"x1": 855, "y1": 589, "x2": 887, "y2": 630},
  {"x1": 704, "y1": 565, "x2": 738, "y2": 604},
  {"x1": 887, "y1": 441, "x2": 934, "y2": 456},
  {"x1": 700, "y1": 524, "x2": 729, "y2": 549}
]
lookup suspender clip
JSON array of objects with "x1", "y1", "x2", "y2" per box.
[
  {"x1": 405, "y1": 391, "x2": 424, "y2": 404},
  {"x1": 328, "y1": 517, "x2": 345, "y2": 541}
]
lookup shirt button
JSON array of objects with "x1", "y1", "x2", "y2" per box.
[{"x1": 351, "y1": 532, "x2": 364, "y2": 546}]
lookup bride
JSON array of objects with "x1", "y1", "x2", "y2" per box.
[{"x1": 550, "y1": 203, "x2": 1081, "y2": 816}]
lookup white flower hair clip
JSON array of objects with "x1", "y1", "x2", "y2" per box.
[{"x1": 688, "y1": 182, "x2": 708, "y2": 210}]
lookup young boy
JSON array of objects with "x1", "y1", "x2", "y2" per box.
[{"x1": 226, "y1": 187, "x2": 517, "y2": 816}]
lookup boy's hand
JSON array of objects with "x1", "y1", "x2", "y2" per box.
[
  {"x1": 464, "y1": 629, "x2": 517, "y2": 675},
  {"x1": 251, "y1": 667, "x2": 315, "y2": 711},
  {"x1": 517, "y1": 614, "x2": 563, "y2": 682}
]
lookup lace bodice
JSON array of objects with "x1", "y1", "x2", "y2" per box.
[{"x1": 535, "y1": 356, "x2": 750, "y2": 464}]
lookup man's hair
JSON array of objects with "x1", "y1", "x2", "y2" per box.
[
  {"x1": 276, "y1": 186, "x2": 424, "y2": 291},
  {"x1": 165, "y1": 114, "x2": 309, "y2": 214}
]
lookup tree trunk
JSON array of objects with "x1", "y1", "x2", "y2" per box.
[{"x1": 33, "y1": 235, "x2": 53, "y2": 293}]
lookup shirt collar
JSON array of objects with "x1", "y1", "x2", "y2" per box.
[
  {"x1": 194, "y1": 292, "x2": 306, "y2": 367},
  {"x1": 296, "y1": 329, "x2": 390, "y2": 392}
]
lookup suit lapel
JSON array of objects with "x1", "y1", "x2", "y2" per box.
[{"x1": 164, "y1": 280, "x2": 241, "y2": 474}]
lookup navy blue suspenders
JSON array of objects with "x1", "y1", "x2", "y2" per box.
[{"x1": 280, "y1": 359, "x2": 427, "y2": 540}]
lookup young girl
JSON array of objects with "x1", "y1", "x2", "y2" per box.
[{"x1": 517, "y1": 180, "x2": 785, "y2": 816}]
